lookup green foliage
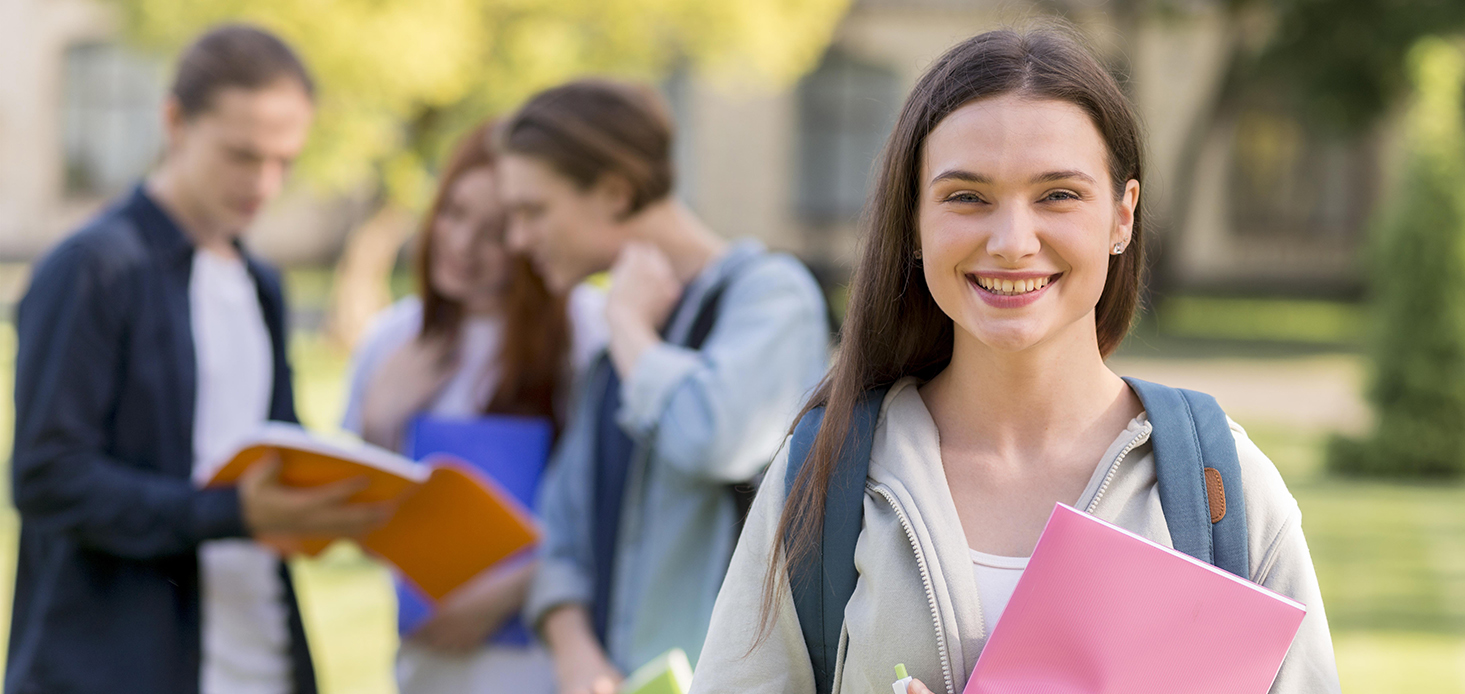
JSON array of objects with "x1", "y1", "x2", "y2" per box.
[
  {"x1": 1263, "y1": 0, "x2": 1465, "y2": 133},
  {"x1": 109, "y1": 0, "x2": 852, "y2": 208},
  {"x1": 1158, "y1": 296, "x2": 1364, "y2": 345},
  {"x1": 1330, "y1": 39, "x2": 1465, "y2": 477}
]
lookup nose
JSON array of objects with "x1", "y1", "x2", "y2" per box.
[
  {"x1": 986, "y1": 202, "x2": 1042, "y2": 263},
  {"x1": 505, "y1": 217, "x2": 531, "y2": 253}
]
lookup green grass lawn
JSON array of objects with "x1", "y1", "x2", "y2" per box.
[{"x1": 2, "y1": 316, "x2": 1464, "y2": 690}]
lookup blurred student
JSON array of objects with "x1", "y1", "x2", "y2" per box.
[
  {"x1": 495, "y1": 79, "x2": 831, "y2": 694},
  {"x1": 8, "y1": 24, "x2": 386, "y2": 694},
  {"x1": 692, "y1": 29, "x2": 1340, "y2": 694},
  {"x1": 341, "y1": 120, "x2": 606, "y2": 693}
]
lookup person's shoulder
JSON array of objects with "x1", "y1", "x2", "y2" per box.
[
  {"x1": 1226, "y1": 419, "x2": 1306, "y2": 554},
  {"x1": 360, "y1": 296, "x2": 424, "y2": 349},
  {"x1": 727, "y1": 244, "x2": 825, "y2": 306},
  {"x1": 29, "y1": 200, "x2": 151, "y2": 292}
]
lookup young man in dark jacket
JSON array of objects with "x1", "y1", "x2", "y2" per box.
[{"x1": 8, "y1": 25, "x2": 387, "y2": 694}]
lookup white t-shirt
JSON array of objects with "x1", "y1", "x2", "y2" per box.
[
  {"x1": 969, "y1": 548, "x2": 1030, "y2": 632},
  {"x1": 188, "y1": 249, "x2": 292, "y2": 694}
]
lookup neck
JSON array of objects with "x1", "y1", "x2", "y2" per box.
[
  {"x1": 460, "y1": 294, "x2": 503, "y2": 318},
  {"x1": 921, "y1": 316, "x2": 1134, "y2": 455},
  {"x1": 621, "y1": 199, "x2": 728, "y2": 284},
  {"x1": 145, "y1": 166, "x2": 239, "y2": 257}
]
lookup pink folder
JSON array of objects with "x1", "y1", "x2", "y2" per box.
[{"x1": 964, "y1": 503, "x2": 1306, "y2": 694}]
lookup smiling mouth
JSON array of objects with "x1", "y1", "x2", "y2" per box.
[{"x1": 969, "y1": 273, "x2": 1063, "y2": 296}]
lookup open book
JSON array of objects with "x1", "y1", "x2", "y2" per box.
[
  {"x1": 965, "y1": 503, "x2": 1307, "y2": 694},
  {"x1": 206, "y1": 422, "x2": 538, "y2": 601}
]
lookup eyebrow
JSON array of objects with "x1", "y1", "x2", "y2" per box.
[
  {"x1": 930, "y1": 169, "x2": 990, "y2": 185},
  {"x1": 929, "y1": 168, "x2": 1098, "y2": 186},
  {"x1": 1031, "y1": 170, "x2": 1097, "y2": 185}
]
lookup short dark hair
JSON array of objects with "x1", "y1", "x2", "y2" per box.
[
  {"x1": 171, "y1": 24, "x2": 315, "y2": 118},
  {"x1": 499, "y1": 79, "x2": 675, "y2": 217}
]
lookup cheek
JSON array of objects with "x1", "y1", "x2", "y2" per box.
[
  {"x1": 479, "y1": 245, "x2": 509, "y2": 279},
  {"x1": 918, "y1": 217, "x2": 978, "y2": 296}
]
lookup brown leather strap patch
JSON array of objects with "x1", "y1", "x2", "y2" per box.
[{"x1": 1203, "y1": 467, "x2": 1226, "y2": 523}]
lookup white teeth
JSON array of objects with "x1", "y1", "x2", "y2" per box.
[{"x1": 973, "y1": 275, "x2": 1054, "y2": 295}]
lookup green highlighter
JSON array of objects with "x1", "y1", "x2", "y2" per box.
[
  {"x1": 892, "y1": 663, "x2": 913, "y2": 694},
  {"x1": 619, "y1": 648, "x2": 694, "y2": 694}
]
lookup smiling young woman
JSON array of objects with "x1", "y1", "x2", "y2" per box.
[{"x1": 689, "y1": 28, "x2": 1340, "y2": 694}]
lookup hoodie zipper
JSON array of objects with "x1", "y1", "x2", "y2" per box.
[
  {"x1": 1084, "y1": 423, "x2": 1152, "y2": 514},
  {"x1": 872, "y1": 484, "x2": 956, "y2": 694}
]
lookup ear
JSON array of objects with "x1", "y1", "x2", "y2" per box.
[
  {"x1": 591, "y1": 173, "x2": 636, "y2": 221},
  {"x1": 1111, "y1": 179, "x2": 1140, "y2": 250},
  {"x1": 161, "y1": 97, "x2": 188, "y2": 154}
]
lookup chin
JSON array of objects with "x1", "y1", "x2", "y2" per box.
[{"x1": 966, "y1": 319, "x2": 1050, "y2": 354}]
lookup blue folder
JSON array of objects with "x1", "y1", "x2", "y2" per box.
[{"x1": 397, "y1": 413, "x2": 554, "y2": 647}]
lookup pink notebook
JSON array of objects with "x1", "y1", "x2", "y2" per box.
[{"x1": 964, "y1": 503, "x2": 1306, "y2": 694}]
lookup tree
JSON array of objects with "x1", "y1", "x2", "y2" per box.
[
  {"x1": 110, "y1": 0, "x2": 852, "y2": 343},
  {"x1": 1328, "y1": 38, "x2": 1465, "y2": 477}
]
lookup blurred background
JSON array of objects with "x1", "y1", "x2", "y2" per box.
[{"x1": 4, "y1": 0, "x2": 1465, "y2": 690}]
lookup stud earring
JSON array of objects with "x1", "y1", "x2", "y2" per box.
[
  {"x1": 1112, "y1": 242, "x2": 1125, "y2": 255},
  {"x1": 914, "y1": 248, "x2": 923, "y2": 260}
]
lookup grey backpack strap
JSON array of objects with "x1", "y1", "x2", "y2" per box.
[
  {"x1": 1122, "y1": 377, "x2": 1250, "y2": 579},
  {"x1": 784, "y1": 388, "x2": 887, "y2": 694}
]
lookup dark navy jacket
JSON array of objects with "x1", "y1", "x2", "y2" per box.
[{"x1": 7, "y1": 187, "x2": 317, "y2": 693}]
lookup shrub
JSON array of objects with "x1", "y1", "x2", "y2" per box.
[{"x1": 1329, "y1": 38, "x2": 1465, "y2": 477}]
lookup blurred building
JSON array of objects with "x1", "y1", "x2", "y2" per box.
[
  {"x1": 0, "y1": 0, "x2": 366, "y2": 267},
  {"x1": 2, "y1": 0, "x2": 1382, "y2": 297}
]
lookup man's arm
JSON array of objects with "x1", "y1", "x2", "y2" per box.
[
  {"x1": 11, "y1": 241, "x2": 247, "y2": 558},
  {"x1": 619, "y1": 258, "x2": 830, "y2": 483}
]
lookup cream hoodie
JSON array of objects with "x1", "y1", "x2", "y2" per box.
[{"x1": 692, "y1": 378, "x2": 1341, "y2": 694}]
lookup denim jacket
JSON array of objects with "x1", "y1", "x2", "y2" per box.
[{"x1": 524, "y1": 239, "x2": 830, "y2": 672}]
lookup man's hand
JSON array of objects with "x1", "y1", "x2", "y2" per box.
[
  {"x1": 606, "y1": 242, "x2": 682, "y2": 378},
  {"x1": 543, "y1": 605, "x2": 623, "y2": 694},
  {"x1": 607, "y1": 241, "x2": 682, "y2": 332},
  {"x1": 238, "y1": 455, "x2": 394, "y2": 538}
]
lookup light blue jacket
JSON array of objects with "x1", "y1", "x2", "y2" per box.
[{"x1": 525, "y1": 239, "x2": 830, "y2": 673}]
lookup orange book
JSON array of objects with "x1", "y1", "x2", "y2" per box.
[{"x1": 206, "y1": 423, "x2": 539, "y2": 601}]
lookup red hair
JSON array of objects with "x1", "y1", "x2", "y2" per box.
[{"x1": 415, "y1": 120, "x2": 572, "y2": 428}]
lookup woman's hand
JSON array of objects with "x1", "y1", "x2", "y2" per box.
[
  {"x1": 906, "y1": 678, "x2": 935, "y2": 694},
  {"x1": 410, "y1": 560, "x2": 536, "y2": 655},
  {"x1": 543, "y1": 605, "x2": 623, "y2": 694},
  {"x1": 360, "y1": 333, "x2": 458, "y2": 449},
  {"x1": 606, "y1": 242, "x2": 682, "y2": 378}
]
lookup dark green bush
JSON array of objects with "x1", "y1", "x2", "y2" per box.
[{"x1": 1329, "y1": 39, "x2": 1465, "y2": 478}]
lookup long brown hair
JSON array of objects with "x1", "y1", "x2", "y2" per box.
[
  {"x1": 416, "y1": 120, "x2": 572, "y2": 427},
  {"x1": 762, "y1": 27, "x2": 1147, "y2": 630}
]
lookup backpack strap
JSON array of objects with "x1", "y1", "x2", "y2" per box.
[
  {"x1": 677, "y1": 259, "x2": 757, "y2": 529},
  {"x1": 783, "y1": 388, "x2": 887, "y2": 694},
  {"x1": 1122, "y1": 377, "x2": 1250, "y2": 579}
]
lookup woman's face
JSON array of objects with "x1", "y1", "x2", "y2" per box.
[
  {"x1": 917, "y1": 94, "x2": 1139, "y2": 356},
  {"x1": 497, "y1": 153, "x2": 630, "y2": 295},
  {"x1": 429, "y1": 167, "x2": 512, "y2": 309}
]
